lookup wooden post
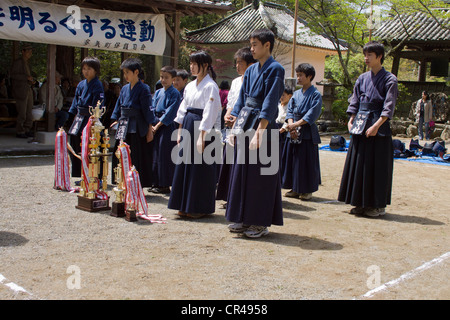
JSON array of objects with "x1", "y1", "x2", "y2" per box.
[
  {"x1": 46, "y1": 44, "x2": 56, "y2": 132},
  {"x1": 391, "y1": 55, "x2": 400, "y2": 76},
  {"x1": 80, "y1": 48, "x2": 88, "y2": 64},
  {"x1": 121, "y1": 52, "x2": 130, "y2": 85},
  {"x1": 173, "y1": 11, "x2": 181, "y2": 68},
  {"x1": 291, "y1": 0, "x2": 298, "y2": 78},
  {"x1": 56, "y1": 45, "x2": 74, "y2": 81},
  {"x1": 418, "y1": 59, "x2": 427, "y2": 82}
]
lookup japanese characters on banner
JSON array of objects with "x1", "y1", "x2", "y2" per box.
[{"x1": 0, "y1": 0, "x2": 166, "y2": 55}]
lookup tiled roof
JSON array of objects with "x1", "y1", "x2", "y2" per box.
[
  {"x1": 374, "y1": 11, "x2": 450, "y2": 44},
  {"x1": 185, "y1": 2, "x2": 346, "y2": 51},
  {"x1": 175, "y1": 0, "x2": 232, "y2": 8}
]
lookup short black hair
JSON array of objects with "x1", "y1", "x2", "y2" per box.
[
  {"x1": 295, "y1": 63, "x2": 316, "y2": 81},
  {"x1": 219, "y1": 80, "x2": 230, "y2": 90},
  {"x1": 120, "y1": 57, "x2": 143, "y2": 73},
  {"x1": 161, "y1": 65, "x2": 177, "y2": 78},
  {"x1": 234, "y1": 47, "x2": 257, "y2": 65},
  {"x1": 284, "y1": 87, "x2": 293, "y2": 95},
  {"x1": 249, "y1": 29, "x2": 275, "y2": 53},
  {"x1": 175, "y1": 69, "x2": 190, "y2": 80},
  {"x1": 363, "y1": 41, "x2": 385, "y2": 64},
  {"x1": 139, "y1": 70, "x2": 145, "y2": 81},
  {"x1": 81, "y1": 57, "x2": 101, "y2": 75}
]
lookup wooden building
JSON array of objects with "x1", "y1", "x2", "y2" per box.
[
  {"x1": 184, "y1": 1, "x2": 347, "y2": 94},
  {"x1": 0, "y1": 0, "x2": 232, "y2": 132}
]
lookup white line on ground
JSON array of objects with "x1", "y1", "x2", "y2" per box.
[
  {"x1": 359, "y1": 251, "x2": 450, "y2": 299},
  {"x1": 0, "y1": 273, "x2": 33, "y2": 297}
]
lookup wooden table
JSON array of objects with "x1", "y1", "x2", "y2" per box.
[{"x1": 0, "y1": 98, "x2": 17, "y2": 104}]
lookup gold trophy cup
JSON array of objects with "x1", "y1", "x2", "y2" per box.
[
  {"x1": 110, "y1": 141, "x2": 126, "y2": 217},
  {"x1": 75, "y1": 101, "x2": 113, "y2": 212}
]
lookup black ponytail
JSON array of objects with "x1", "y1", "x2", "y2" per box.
[
  {"x1": 190, "y1": 50, "x2": 216, "y2": 80},
  {"x1": 208, "y1": 65, "x2": 217, "y2": 81}
]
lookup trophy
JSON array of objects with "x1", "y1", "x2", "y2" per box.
[
  {"x1": 125, "y1": 199, "x2": 138, "y2": 222},
  {"x1": 110, "y1": 142, "x2": 126, "y2": 217},
  {"x1": 75, "y1": 101, "x2": 113, "y2": 212}
]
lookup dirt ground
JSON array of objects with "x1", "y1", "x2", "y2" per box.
[{"x1": 0, "y1": 135, "x2": 449, "y2": 301}]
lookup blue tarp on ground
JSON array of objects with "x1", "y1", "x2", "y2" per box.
[{"x1": 319, "y1": 143, "x2": 450, "y2": 167}]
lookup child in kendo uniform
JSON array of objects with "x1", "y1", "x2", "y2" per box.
[
  {"x1": 110, "y1": 58, "x2": 155, "y2": 187},
  {"x1": 149, "y1": 66, "x2": 181, "y2": 194},
  {"x1": 68, "y1": 57, "x2": 104, "y2": 179}
]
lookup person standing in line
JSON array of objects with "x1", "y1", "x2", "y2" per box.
[
  {"x1": 219, "y1": 80, "x2": 230, "y2": 129},
  {"x1": 173, "y1": 69, "x2": 190, "y2": 99},
  {"x1": 276, "y1": 87, "x2": 293, "y2": 176},
  {"x1": 282, "y1": 63, "x2": 322, "y2": 201},
  {"x1": 149, "y1": 66, "x2": 181, "y2": 194},
  {"x1": 415, "y1": 91, "x2": 433, "y2": 140},
  {"x1": 10, "y1": 43, "x2": 35, "y2": 138},
  {"x1": 226, "y1": 29, "x2": 285, "y2": 238},
  {"x1": 338, "y1": 41, "x2": 398, "y2": 218},
  {"x1": 168, "y1": 51, "x2": 221, "y2": 219},
  {"x1": 68, "y1": 57, "x2": 104, "y2": 178},
  {"x1": 216, "y1": 47, "x2": 257, "y2": 208},
  {"x1": 109, "y1": 58, "x2": 155, "y2": 187}
]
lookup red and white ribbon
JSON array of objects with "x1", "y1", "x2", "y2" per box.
[
  {"x1": 124, "y1": 164, "x2": 166, "y2": 224},
  {"x1": 54, "y1": 128, "x2": 79, "y2": 193},
  {"x1": 81, "y1": 117, "x2": 108, "y2": 200},
  {"x1": 118, "y1": 143, "x2": 132, "y2": 181}
]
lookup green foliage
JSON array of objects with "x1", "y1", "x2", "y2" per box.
[
  {"x1": 331, "y1": 86, "x2": 352, "y2": 124},
  {"x1": 325, "y1": 53, "x2": 366, "y2": 84},
  {"x1": 0, "y1": 40, "x2": 47, "y2": 82},
  {"x1": 0, "y1": 41, "x2": 13, "y2": 77}
]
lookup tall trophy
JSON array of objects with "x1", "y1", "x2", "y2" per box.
[
  {"x1": 110, "y1": 142, "x2": 126, "y2": 217},
  {"x1": 75, "y1": 101, "x2": 112, "y2": 212}
]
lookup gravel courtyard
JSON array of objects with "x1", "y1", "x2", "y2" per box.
[{"x1": 0, "y1": 136, "x2": 449, "y2": 300}]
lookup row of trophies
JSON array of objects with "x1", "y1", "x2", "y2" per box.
[{"x1": 67, "y1": 102, "x2": 138, "y2": 222}]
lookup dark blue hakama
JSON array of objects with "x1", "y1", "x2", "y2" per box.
[
  {"x1": 150, "y1": 86, "x2": 181, "y2": 188},
  {"x1": 338, "y1": 68, "x2": 398, "y2": 209},
  {"x1": 168, "y1": 108, "x2": 217, "y2": 214},
  {"x1": 281, "y1": 86, "x2": 322, "y2": 194},
  {"x1": 225, "y1": 128, "x2": 283, "y2": 227},
  {"x1": 225, "y1": 57, "x2": 285, "y2": 227}
]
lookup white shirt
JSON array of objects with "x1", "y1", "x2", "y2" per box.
[
  {"x1": 174, "y1": 74, "x2": 221, "y2": 132},
  {"x1": 226, "y1": 76, "x2": 243, "y2": 110},
  {"x1": 276, "y1": 102, "x2": 288, "y2": 129},
  {"x1": 39, "y1": 82, "x2": 64, "y2": 110}
]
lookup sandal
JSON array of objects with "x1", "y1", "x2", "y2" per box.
[
  {"x1": 186, "y1": 213, "x2": 207, "y2": 219},
  {"x1": 177, "y1": 211, "x2": 187, "y2": 217}
]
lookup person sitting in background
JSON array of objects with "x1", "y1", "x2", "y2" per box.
[{"x1": 39, "y1": 71, "x2": 68, "y2": 130}]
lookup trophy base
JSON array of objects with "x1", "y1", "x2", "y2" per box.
[
  {"x1": 126, "y1": 209, "x2": 137, "y2": 222},
  {"x1": 76, "y1": 195, "x2": 111, "y2": 212},
  {"x1": 110, "y1": 202, "x2": 125, "y2": 217}
]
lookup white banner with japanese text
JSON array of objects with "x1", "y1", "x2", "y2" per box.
[{"x1": 0, "y1": 0, "x2": 166, "y2": 55}]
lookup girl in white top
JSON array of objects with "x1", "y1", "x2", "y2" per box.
[{"x1": 168, "y1": 51, "x2": 221, "y2": 218}]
